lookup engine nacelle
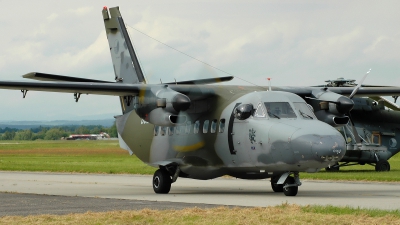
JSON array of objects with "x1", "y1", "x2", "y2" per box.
[
  {"x1": 307, "y1": 89, "x2": 353, "y2": 127},
  {"x1": 134, "y1": 85, "x2": 191, "y2": 126},
  {"x1": 314, "y1": 110, "x2": 350, "y2": 127}
]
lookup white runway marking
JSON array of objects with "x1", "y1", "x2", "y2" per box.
[{"x1": 1, "y1": 171, "x2": 399, "y2": 210}]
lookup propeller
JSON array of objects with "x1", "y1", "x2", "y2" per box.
[
  {"x1": 170, "y1": 65, "x2": 222, "y2": 158},
  {"x1": 346, "y1": 69, "x2": 371, "y2": 146}
]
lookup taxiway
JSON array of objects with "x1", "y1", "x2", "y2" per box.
[{"x1": 1, "y1": 171, "x2": 399, "y2": 211}]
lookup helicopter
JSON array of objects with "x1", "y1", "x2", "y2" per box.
[
  {"x1": 312, "y1": 78, "x2": 400, "y2": 172},
  {"x1": 1, "y1": 6, "x2": 400, "y2": 196}
]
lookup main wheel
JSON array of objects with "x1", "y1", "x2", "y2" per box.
[
  {"x1": 375, "y1": 160, "x2": 390, "y2": 172},
  {"x1": 153, "y1": 169, "x2": 172, "y2": 194},
  {"x1": 270, "y1": 177, "x2": 283, "y2": 192},
  {"x1": 325, "y1": 163, "x2": 340, "y2": 172},
  {"x1": 283, "y1": 176, "x2": 298, "y2": 196}
]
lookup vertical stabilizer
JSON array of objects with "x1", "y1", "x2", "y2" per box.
[{"x1": 102, "y1": 6, "x2": 146, "y2": 84}]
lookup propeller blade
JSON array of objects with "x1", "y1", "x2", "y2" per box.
[
  {"x1": 349, "y1": 69, "x2": 371, "y2": 99},
  {"x1": 347, "y1": 112, "x2": 362, "y2": 146}
]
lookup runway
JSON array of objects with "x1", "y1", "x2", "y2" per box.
[{"x1": 1, "y1": 171, "x2": 400, "y2": 212}]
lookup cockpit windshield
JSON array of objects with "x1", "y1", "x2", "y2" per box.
[
  {"x1": 264, "y1": 102, "x2": 297, "y2": 119},
  {"x1": 293, "y1": 102, "x2": 316, "y2": 119}
]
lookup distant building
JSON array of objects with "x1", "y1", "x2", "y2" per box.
[{"x1": 64, "y1": 132, "x2": 110, "y2": 140}]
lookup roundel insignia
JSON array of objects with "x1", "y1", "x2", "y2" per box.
[{"x1": 389, "y1": 138, "x2": 397, "y2": 148}]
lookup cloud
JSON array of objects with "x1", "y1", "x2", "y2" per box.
[
  {"x1": 69, "y1": 7, "x2": 93, "y2": 16},
  {"x1": 46, "y1": 13, "x2": 59, "y2": 21},
  {"x1": 1, "y1": 1, "x2": 400, "y2": 120},
  {"x1": 363, "y1": 35, "x2": 400, "y2": 62}
]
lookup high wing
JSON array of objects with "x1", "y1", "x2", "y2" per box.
[
  {"x1": 1, "y1": 77, "x2": 400, "y2": 98},
  {"x1": 0, "y1": 72, "x2": 233, "y2": 98},
  {"x1": 23, "y1": 72, "x2": 234, "y2": 85}
]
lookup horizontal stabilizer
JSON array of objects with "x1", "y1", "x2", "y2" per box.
[
  {"x1": 23, "y1": 72, "x2": 112, "y2": 83},
  {"x1": 165, "y1": 76, "x2": 233, "y2": 85}
]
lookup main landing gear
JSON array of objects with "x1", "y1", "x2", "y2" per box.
[
  {"x1": 152, "y1": 166, "x2": 180, "y2": 194},
  {"x1": 271, "y1": 172, "x2": 302, "y2": 196},
  {"x1": 375, "y1": 159, "x2": 390, "y2": 172}
]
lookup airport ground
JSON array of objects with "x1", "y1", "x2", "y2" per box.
[{"x1": 1, "y1": 140, "x2": 400, "y2": 224}]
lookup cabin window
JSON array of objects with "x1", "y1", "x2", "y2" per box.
[
  {"x1": 219, "y1": 119, "x2": 226, "y2": 133},
  {"x1": 194, "y1": 120, "x2": 200, "y2": 134},
  {"x1": 160, "y1": 127, "x2": 166, "y2": 136},
  {"x1": 293, "y1": 102, "x2": 316, "y2": 119},
  {"x1": 372, "y1": 133, "x2": 381, "y2": 145},
  {"x1": 185, "y1": 121, "x2": 192, "y2": 134},
  {"x1": 203, "y1": 120, "x2": 210, "y2": 133},
  {"x1": 264, "y1": 102, "x2": 297, "y2": 119},
  {"x1": 254, "y1": 103, "x2": 266, "y2": 118},
  {"x1": 175, "y1": 126, "x2": 181, "y2": 135},
  {"x1": 154, "y1": 126, "x2": 159, "y2": 136},
  {"x1": 168, "y1": 127, "x2": 174, "y2": 136},
  {"x1": 211, "y1": 119, "x2": 217, "y2": 133}
]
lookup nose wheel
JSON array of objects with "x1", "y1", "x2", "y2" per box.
[
  {"x1": 270, "y1": 176, "x2": 283, "y2": 192},
  {"x1": 271, "y1": 172, "x2": 301, "y2": 196},
  {"x1": 283, "y1": 176, "x2": 298, "y2": 196}
]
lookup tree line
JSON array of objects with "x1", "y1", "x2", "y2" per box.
[{"x1": 0, "y1": 123, "x2": 117, "y2": 141}]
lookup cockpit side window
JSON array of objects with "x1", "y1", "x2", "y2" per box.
[
  {"x1": 293, "y1": 102, "x2": 316, "y2": 119},
  {"x1": 253, "y1": 103, "x2": 266, "y2": 118},
  {"x1": 264, "y1": 102, "x2": 297, "y2": 119}
]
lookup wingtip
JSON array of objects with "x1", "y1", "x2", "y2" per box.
[{"x1": 22, "y1": 72, "x2": 37, "y2": 79}]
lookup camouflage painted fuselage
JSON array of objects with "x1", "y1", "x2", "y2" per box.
[{"x1": 117, "y1": 87, "x2": 346, "y2": 180}]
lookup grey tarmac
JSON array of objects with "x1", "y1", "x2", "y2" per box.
[
  {"x1": 0, "y1": 193, "x2": 223, "y2": 216},
  {"x1": 1, "y1": 171, "x2": 400, "y2": 214}
]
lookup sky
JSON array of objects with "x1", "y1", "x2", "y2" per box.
[{"x1": 0, "y1": 0, "x2": 399, "y2": 121}]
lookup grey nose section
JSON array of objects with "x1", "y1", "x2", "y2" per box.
[
  {"x1": 290, "y1": 123, "x2": 346, "y2": 162},
  {"x1": 312, "y1": 134, "x2": 346, "y2": 162}
]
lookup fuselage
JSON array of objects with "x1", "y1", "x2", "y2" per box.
[
  {"x1": 117, "y1": 86, "x2": 346, "y2": 180},
  {"x1": 340, "y1": 97, "x2": 400, "y2": 163}
]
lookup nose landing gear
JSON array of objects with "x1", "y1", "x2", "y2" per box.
[{"x1": 271, "y1": 172, "x2": 302, "y2": 196}]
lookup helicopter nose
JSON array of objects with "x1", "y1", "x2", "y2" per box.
[{"x1": 290, "y1": 123, "x2": 346, "y2": 163}]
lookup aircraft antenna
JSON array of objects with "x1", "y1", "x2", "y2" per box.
[
  {"x1": 126, "y1": 26, "x2": 149, "y2": 83},
  {"x1": 267, "y1": 78, "x2": 271, "y2": 91},
  {"x1": 126, "y1": 24, "x2": 268, "y2": 90}
]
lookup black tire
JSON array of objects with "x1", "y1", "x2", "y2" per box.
[
  {"x1": 283, "y1": 176, "x2": 298, "y2": 196},
  {"x1": 325, "y1": 163, "x2": 340, "y2": 172},
  {"x1": 271, "y1": 177, "x2": 283, "y2": 192},
  {"x1": 375, "y1": 160, "x2": 390, "y2": 172},
  {"x1": 153, "y1": 169, "x2": 172, "y2": 194}
]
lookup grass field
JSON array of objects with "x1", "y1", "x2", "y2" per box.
[
  {"x1": 1, "y1": 140, "x2": 400, "y2": 182},
  {"x1": 0, "y1": 140, "x2": 155, "y2": 174},
  {"x1": 1, "y1": 204, "x2": 400, "y2": 225}
]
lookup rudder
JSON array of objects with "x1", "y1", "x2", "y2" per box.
[{"x1": 102, "y1": 6, "x2": 146, "y2": 84}]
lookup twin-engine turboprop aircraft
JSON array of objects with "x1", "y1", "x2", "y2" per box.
[{"x1": 1, "y1": 6, "x2": 400, "y2": 196}]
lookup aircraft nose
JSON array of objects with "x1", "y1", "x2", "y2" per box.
[
  {"x1": 311, "y1": 134, "x2": 346, "y2": 162},
  {"x1": 290, "y1": 123, "x2": 346, "y2": 163}
]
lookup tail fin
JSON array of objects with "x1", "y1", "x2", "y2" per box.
[{"x1": 102, "y1": 6, "x2": 146, "y2": 84}]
